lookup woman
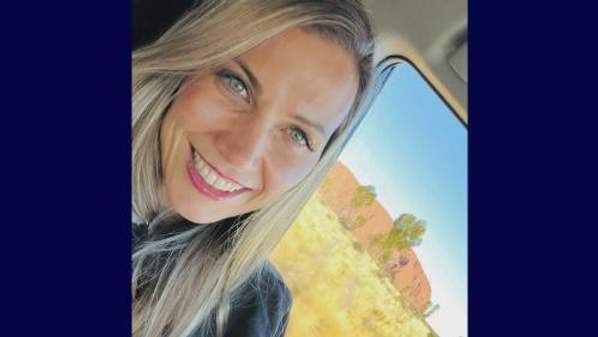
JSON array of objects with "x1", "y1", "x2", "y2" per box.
[{"x1": 132, "y1": 1, "x2": 375, "y2": 337}]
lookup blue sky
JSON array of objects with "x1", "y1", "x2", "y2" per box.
[{"x1": 339, "y1": 64, "x2": 468, "y2": 337}]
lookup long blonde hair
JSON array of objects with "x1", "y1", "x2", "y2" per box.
[{"x1": 132, "y1": 1, "x2": 375, "y2": 337}]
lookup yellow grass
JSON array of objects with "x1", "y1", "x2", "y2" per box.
[{"x1": 271, "y1": 194, "x2": 434, "y2": 337}]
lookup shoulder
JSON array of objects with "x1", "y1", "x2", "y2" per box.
[
  {"x1": 224, "y1": 261, "x2": 293, "y2": 337},
  {"x1": 258, "y1": 261, "x2": 293, "y2": 306},
  {"x1": 236, "y1": 260, "x2": 293, "y2": 317}
]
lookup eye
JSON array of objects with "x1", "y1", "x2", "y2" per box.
[
  {"x1": 217, "y1": 70, "x2": 250, "y2": 102},
  {"x1": 287, "y1": 127, "x2": 314, "y2": 151}
]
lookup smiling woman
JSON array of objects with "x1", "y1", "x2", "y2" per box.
[
  {"x1": 161, "y1": 28, "x2": 358, "y2": 224},
  {"x1": 132, "y1": 1, "x2": 374, "y2": 337}
]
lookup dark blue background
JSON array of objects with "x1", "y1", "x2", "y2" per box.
[
  {"x1": 1, "y1": 1, "x2": 595, "y2": 336},
  {"x1": 469, "y1": 1, "x2": 597, "y2": 336},
  {"x1": 1, "y1": 1, "x2": 131, "y2": 336}
]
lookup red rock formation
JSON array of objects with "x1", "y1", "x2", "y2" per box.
[{"x1": 318, "y1": 161, "x2": 432, "y2": 312}]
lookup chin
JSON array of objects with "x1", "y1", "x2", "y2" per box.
[
  {"x1": 170, "y1": 202, "x2": 223, "y2": 225},
  {"x1": 163, "y1": 190, "x2": 222, "y2": 225}
]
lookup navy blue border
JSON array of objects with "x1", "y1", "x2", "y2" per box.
[
  {"x1": 2, "y1": 1, "x2": 597, "y2": 336},
  {"x1": 470, "y1": 1, "x2": 596, "y2": 336},
  {"x1": 2, "y1": 2, "x2": 131, "y2": 336}
]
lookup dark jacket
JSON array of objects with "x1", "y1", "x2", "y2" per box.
[
  {"x1": 222, "y1": 261, "x2": 292, "y2": 337},
  {"x1": 132, "y1": 222, "x2": 292, "y2": 337}
]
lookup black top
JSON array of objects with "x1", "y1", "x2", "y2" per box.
[
  {"x1": 222, "y1": 261, "x2": 292, "y2": 337},
  {"x1": 132, "y1": 222, "x2": 292, "y2": 337}
]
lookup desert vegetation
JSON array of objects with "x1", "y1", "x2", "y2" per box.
[{"x1": 271, "y1": 195, "x2": 435, "y2": 337}]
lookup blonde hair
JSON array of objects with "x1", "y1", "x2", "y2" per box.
[{"x1": 132, "y1": 1, "x2": 375, "y2": 337}]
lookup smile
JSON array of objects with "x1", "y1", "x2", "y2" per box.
[{"x1": 186, "y1": 145, "x2": 251, "y2": 201}]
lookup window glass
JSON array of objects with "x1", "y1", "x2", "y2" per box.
[{"x1": 272, "y1": 62, "x2": 467, "y2": 337}]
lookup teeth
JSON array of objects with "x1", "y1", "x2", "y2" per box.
[
  {"x1": 192, "y1": 148, "x2": 244, "y2": 192},
  {"x1": 213, "y1": 178, "x2": 228, "y2": 190},
  {"x1": 194, "y1": 156, "x2": 204, "y2": 169},
  {"x1": 206, "y1": 171, "x2": 217, "y2": 185},
  {"x1": 200, "y1": 166, "x2": 209, "y2": 177},
  {"x1": 223, "y1": 181, "x2": 235, "y2": 191}
]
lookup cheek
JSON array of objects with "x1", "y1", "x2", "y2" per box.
[
  {"x1": 172, "y1": 81, "x2": 230, "y2": 131},
  {"x1": 265, "y1": 155, "x2": 319, "y2": 197}
]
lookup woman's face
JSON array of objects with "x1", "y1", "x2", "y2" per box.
[{"x1": 160, "y1": 28, "x2": 359, "y2": 224}]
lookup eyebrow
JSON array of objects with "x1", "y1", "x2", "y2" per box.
[{"x1": 234, "y1": 58, "x2": 261, "y2": 94}]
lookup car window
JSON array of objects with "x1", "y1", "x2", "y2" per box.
[{"x1": 272, "y1": 61, "x2": 467, "y2": 337}]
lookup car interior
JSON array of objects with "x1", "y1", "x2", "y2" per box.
[
  {"x1": 133, "y1": 1, "x2": 468, "y2": 336},
  {"x1": 367, "y1": 0, "x2": 467, "y2": 124}
]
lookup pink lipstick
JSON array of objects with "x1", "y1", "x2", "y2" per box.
[{"x1": 186, "y1": 146, "x2": 251, "y2": 201}]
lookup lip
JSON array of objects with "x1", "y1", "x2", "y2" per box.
[
  {"x1": 190, "y1": 144, "x2": 248, "y2": 187},
  {"x1": 186, "y1": 145, "x2": 251, "y2": 201}
]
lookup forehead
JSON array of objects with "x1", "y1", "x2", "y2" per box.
[{"x1": 239, "y1": 28, "x2": 359, "y2": 137}]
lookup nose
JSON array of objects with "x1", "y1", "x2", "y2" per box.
[{"x1": 215, "y1": 118, "x2": 270, "y2": 172}]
